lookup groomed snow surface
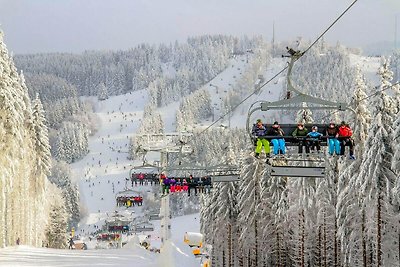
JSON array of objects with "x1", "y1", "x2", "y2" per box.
[{"x1": 0, "y1": 214, "x2": 200, "y2": 267}]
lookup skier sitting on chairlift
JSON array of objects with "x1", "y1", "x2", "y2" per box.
[
  {"x1": 307, "y1": 126, "x2": 323, "y2": 153},
  {"x1": 338, "y1": 121, "x2": 355, "y2": 160},
  {"x1": 251, "y1": 119, "x2": 270, "y2": 159},
  {"x1": 292, "y1": 122, "x2": 310, "y2": 154},
  {"x1": 267, "y1": 121, "x2": 286, "y2": 156},
  {"x1": 326, "y1": 122, "x2": 340, "y2": 156}
]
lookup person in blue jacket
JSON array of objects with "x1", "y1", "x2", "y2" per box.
[
  {"x1": 307, "y1": 126, "x2": 323, "y2": 153},
  {"x1": 251, "y1": 119, "x2": 270, "y2": 158}
]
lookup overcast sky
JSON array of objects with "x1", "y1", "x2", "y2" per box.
[{"x1": 0, "y1": 0, "x2": 398, "y2": 54}]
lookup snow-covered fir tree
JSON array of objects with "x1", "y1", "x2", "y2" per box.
[
  {"x1": 45, "y1": 183, "x2": 69, "y2": 249},
  {"x1": 0, "y1": 30, "x2": 51, "y2": 247},
  {"x1": 295, "y1": 102, "x2": 314, "y2": 124},
  {"x1": 48, "y1": 160, "x2": 80, "y2": 228},
  {"x1": 355, "y1": 59, "x2": 399, "y2": 266}
]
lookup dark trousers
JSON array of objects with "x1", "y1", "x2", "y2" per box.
[
  {"x1": 298, "y1": 140, "x2": 310, "y2": 153},
  {"x1": 188, "y1": 185, "x2": 197, "y2": 196},
  {"x1": 309, "y1": 140, "x2": 321, "y2": 151},
  {"x1": 340, "y1": 138, "x2": 354, "y2": 156}
]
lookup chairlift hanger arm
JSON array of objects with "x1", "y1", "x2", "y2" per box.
[
  {"x1": 286, "y1": 50, "x2": 305, "y2": 96},
  {"x1": 260, "y1": 95, "x2": 348, "y2": 111}
]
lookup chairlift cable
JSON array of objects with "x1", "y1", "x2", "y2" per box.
[
  {"x1": 195, "y1": 67, "x2": 287, "y2": 136},
  {"x1": 358, "y1": 81, "x2": 400, "y2": 103},
  {"x1": 193, "y1": 0, "x2": 359, "y2": 139},
  {"x1": 301, "y1": 0, "x2": 359, "y2": 56},
  {"x1": 319, "y1": 81, "x2": 400, "y2": 121}
]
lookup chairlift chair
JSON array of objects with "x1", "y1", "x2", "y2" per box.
[
  {"x1": 246, "y1": 48, "x2": 356, "y2": 178},
  {"x1": 206, "y1": 163, "x2": 241, "y2": 182}
]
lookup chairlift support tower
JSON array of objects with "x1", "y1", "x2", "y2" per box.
[{"x1": 131, "y1": 132, "x2": 194, "y2": 251}]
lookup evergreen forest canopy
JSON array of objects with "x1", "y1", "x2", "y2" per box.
[
  {"x1": 199, "y1": 57, "x2": 400, "y2": 266},
  {"x1": 2, "y1": 29, "x2": 400, "y2": 267}
]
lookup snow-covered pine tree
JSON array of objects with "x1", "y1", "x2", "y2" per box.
[
  {"x1": 137, "y1": 104, "x2": 164, "y2": 135},
  {"x1": 97, "y1": 82, "x2": 109, "y2": 101},
  {"x1": 356, "y1": 59, "x2": 398, "y2": 267},
  {"x1": 208, "y1": 147, "x2": 239, "y2": 267},
  {"x1": 295, "y1": 102, "x2": 314, "y2": 124},
  {"x1": 336, "y1": 66, "x2": 372, "y2": 266},
  {"x1": 315, "y1": 168, "x2": 340, "y2": 267},
  {"x1": 202, "y1": 183, "x2": 222, "y2": 265},
  {"x1": 350, "y1": 66, "x2": 371, "y2": 158},
  {"x1": 286, "y1": 176, "x2": 318, "y2": 266},
  {"x1": 236, "y1": 156, "x2": 265, "y2": 266},
  {"x1": 259, "y1": 165, "x2": 290, "y2": 266},
  {"x1": 0, "y1": 30, "x2": 52, "y2": 247},
  {"x1": 30, "y1": 94, "x2": 52, "y2": 245},
  {"x1": 48, "y1": 160, "x2": 80, "y2": 228},
  {"x1": 45, "y1": 183, "x2": 69, "y2": 248}
]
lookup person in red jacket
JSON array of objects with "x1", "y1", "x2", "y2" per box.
[{"x1": 338, "y1": 121, "x2": 355, "y2": 159}]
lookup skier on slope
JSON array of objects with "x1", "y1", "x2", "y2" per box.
[{"x1": 68, "y1": 237, "x2": 74, "y2": 249}]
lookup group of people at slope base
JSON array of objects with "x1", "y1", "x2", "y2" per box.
[
  {"x1": 252, "y1": 119, "x2": 355, "y2": 160},
  {"x1": 160, "y1": 173, "x2": 212, "y2": 196}
]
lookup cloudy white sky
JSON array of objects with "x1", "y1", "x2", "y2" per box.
[{"x1": 0, "y1": 0, "x2": 398, "y2": 54}]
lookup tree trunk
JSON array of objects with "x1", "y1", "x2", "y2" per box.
[
  {"x1": 255, "y1": 219, "x2": 258, "y2": 267},
  {"x1": 318, "y1": 226, "x2": 322, "y2": 267},
  {"x1": 228, "y1": 223, "x2": 232, "y2": 267},
  {"x1": 238, "y1": 249, "x2": 244, "y2": 267},
  {"x1": 362, "y1": 210, "x2": 367, "y2": 267},
  {"x1": 323, "y1": 212, "x2": 327, "y2": 267},
  {"x1": 223, "y1": 248, "x2": 226, "y2": 267},
  {"x1": 334, "y1": 217, "x2": 338, "y2": 267},
  {"x1": 212, "y1": 240, "x2": 217, "y2": 267},
  {"x1": 377, "y1": 192, "x2": 382, "y2": 267},
  {"x1": 238, "y1": 245, "x2": 244, "y2": 267},
  {"x1": 248, "y1": 248, "x2": 251, "y2": 267},
  {"x1": 277, "y1": 232, "x2": 281, "y2": 267},
  {"x1": 302, "y1": 210, "x2": 305, "y2": 267}
]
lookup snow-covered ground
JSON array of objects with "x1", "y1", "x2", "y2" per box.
[{"x1": 0, "y1": 214, "x2": 200, "y2": 267}]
